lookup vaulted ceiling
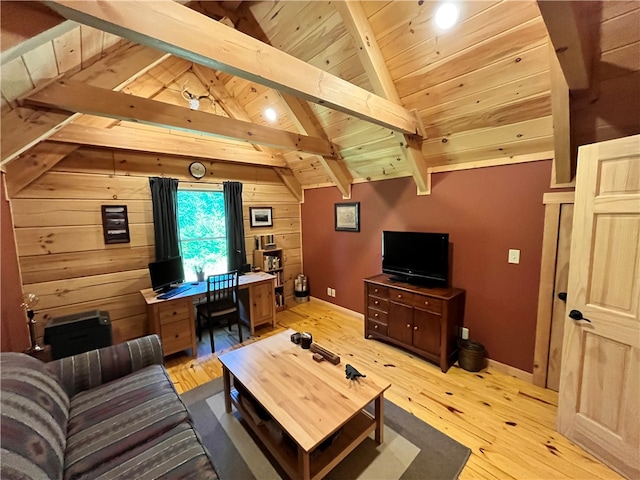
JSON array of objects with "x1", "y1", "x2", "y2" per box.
[{"x1": 1, "y1": 1, "x2": 638, "y2": 199}]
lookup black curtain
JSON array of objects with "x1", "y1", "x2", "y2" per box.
[
  {"x1": 149, "y1": 177, "x2": 180, "y2": 260},
  {"x1": 224, "y1": 181, "x2": 246, "y2": 272}
]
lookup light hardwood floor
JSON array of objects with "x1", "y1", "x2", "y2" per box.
[{"x1": 165, "y1": 299, "x2": 623, "y2": 480}]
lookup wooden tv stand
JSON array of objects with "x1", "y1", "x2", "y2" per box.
[{"x1": 364, "y1": 274, "x2": 465, "y2": 372}]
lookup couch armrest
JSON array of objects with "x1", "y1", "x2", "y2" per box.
[{"x1": 46, "y1": 334, "x2": 164, "y2": 397}]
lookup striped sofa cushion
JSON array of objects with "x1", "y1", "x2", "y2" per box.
[
  {"x1": 0, "y1": 353, "x2": 70, "y2": 480},
  {"x1": 64, "y1": 364, "x2": 190, "y2": 479},
  {"x1": 75, "y1": 422, "x2": 218, "y2": 480}
]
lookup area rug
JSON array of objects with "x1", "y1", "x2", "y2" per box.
[{"x1": 181, "y1": 378, "x2": 470, "y2": 480}]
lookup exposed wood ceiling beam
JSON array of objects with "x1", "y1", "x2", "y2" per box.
[
  {"x1": 537, "y1": 1, "x2": 600, "y2": 90},
  {"x1": 277, "y1": 92, "x2": 353, "y2": 199},
  {"x1": 192, "y1": 64, "x2": 302, "y2": 201},
  {"x1": 1, "y1": 43, "x2": 167, "y2": 165},
  {"x1": 48, "y1": 123, "x2": 286, "y2": 167},
  {"x1": 549, "y1": 43, "x2": 575, "y2": 184},
  {"x1": 43, "y1": 0, "x2": 423, "y2": 137},
  {"x1": 336, "y1": 1, "x2": 431, "y2": 195},
  {"x1": 25, "y1": 79, "x2": 337, "y2": 158}
]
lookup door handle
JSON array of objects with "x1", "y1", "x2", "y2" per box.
[
  {"x1": 569, "y1": 309, "x2": 591, "y2": 323},
  {"x1": 558, "y1": 292, "x2": 567, "y2": 303}
]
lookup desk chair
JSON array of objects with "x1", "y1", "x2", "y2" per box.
[{"x1": 196, "y1": 271, "x2": 242, "y2": 352}]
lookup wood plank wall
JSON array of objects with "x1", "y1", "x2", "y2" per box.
[
  {"x1": 10, "y1": 147, "x2": 301, "y2": 345},
  {"x1": 571, "y1": 2, "x2": 640, "y2": 146}
]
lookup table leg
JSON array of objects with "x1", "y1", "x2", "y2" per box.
[
  {"x1": 298, "y1": 446, "x2": 311, "y2": 480},
  {"x1": 223, "y1": 366, "x2": 232, "y2": 413},
  {"x1": 375, "y1": 393, "x2": 384, "y2": 444}
]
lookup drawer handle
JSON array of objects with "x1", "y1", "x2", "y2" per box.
[
  {"x1": 406, "y1": 323, "x2": 411, "y2": 328},
  {"x1": 414, "y1": 326, "x2": 418, "y2": 330},
  {"x1": 374, "y1": 300, "x2": 379, "y2": 305},
  {"x1": 424, "y1": 301, "x2": 429, "y2": 306},
  {"x1": 374, "y1": 325, "x2": 378, "y2": 329},
  {"x1": 374, "y1": 313, "x2": 379, "y2": 317},
  {"x1": 397, "y1": 294, "x2": 402, "y2": 299},
  {"x1": 374, "y1": 288, "x2": 379, "y2": 293}
]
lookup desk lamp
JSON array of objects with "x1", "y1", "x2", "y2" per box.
[{"x1": 21, "y1": 293, "x2": 44, "y2": 354}]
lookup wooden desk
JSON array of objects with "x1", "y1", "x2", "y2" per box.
[{"x1": 140, "y1": 272, "x2": 276, "y2": 357}]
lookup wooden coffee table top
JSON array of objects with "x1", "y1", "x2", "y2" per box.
[{"x1": 218, "y1": 329, "x2": 390, "y2": 452}]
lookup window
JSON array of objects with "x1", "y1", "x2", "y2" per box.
[{"x1": 177, "y1": 189, "x2": 227, "y2": 281}]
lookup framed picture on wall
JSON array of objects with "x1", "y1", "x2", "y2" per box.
[
  {"x1": 335, "y1": 202, "x2": 360, "y2": 232},
  {"x1": 250, "y1": 207, "x2": 273, "y2": 227},
  {"x1": 101, "y1": 205, "x2": 130, "y2": 244}
]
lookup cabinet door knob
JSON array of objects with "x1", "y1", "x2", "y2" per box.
[
  {"x1": 414, "y1": 326, "x2": 418, "y2": 330},
  {"x1": 374, "y1": 313, "x2": 379, "y2": 317},
  {"x1": 374, "y1": 288, "x2": 379, "y2": 293},
  {"x1": 374, "y1": 300, "x2": 379, "y2": 305},
  {"x1": 406, "y1": 323, "x2": 411, "y2": 328},
  {"x1": 374, "y1": 325, "x2": 378, "y2": 329}
]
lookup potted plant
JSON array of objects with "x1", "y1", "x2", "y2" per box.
[{"x1": 194, "y1": 264, "x2": 205, "y2": 282}]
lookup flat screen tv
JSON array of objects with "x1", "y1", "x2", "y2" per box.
[
  {"x1": 382, "y1": 231, "x2": 449, "y2": 287},
  {"x1": 148, "y1": 256, "x2": 185, "y2": 292}
]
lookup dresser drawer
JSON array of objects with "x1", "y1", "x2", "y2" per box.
[
  {"x1": 367, "y1": 285, "x2": 389, "y2": 299},
  {"x1": 367, "y1": 319, "x2": 388, "y2": 337},
  {"x1": 161, "y1": 319, "x2": 193, "y2": 354},
  {"x1": 413, "y1": 296, "x2": 443, "y2": 314},
  {"x1": 158, "y1": 302, "x2": 191, "y2": 325},
  {"x1": 367, "y1": 307, "x2": 388, "y2": 325},
  {"x1": 390, "y1": 290, "x2": 413, "y2": 306},
  {"x1": 368, "y1": 296, "x2": 388, "y2": 311}
]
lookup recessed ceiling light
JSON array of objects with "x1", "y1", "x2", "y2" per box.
[
  {"x1": 264, "y1": 107, "x2": 277, "y2": 122},
  {"x1": 435, "y1": 3, "x2": 459, "y2": 30}
]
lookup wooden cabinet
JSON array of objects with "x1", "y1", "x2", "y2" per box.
[
  {"x1": 253, "y1": 248, "x2": 285, "y2": 311},
  {"x1": 247, "y1": 280, "x2": 275, "y2": 329},
  {"x1": 364, "y1": 274, "x2": 465, "y2": 372},
  {"x1": 147, "y1": 297, "x2": 197, "y2": 357}
]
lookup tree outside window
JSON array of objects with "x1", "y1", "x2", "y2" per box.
[{"x1": 177, "y1": 190, "x2": 227, "y2": 281}]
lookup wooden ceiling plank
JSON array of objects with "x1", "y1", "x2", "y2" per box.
[
  {"x1": 43, "y1": 0, "x2": 422, "y2": 136},
  {"x1": 80, "y1": 25, "x2": 105, "y2": 68},
  {"x1": 192, "y1": 63, "x2": 302, "y2": 202},
  {"x1": 337, "y1": 0, "x2": 430, "y2": 195},
  {"x1": 22, "y1": 41, "x2": 59, "y2": 87},
  {"x1": 5, "y1": 142, "x2": 78, "y2": 197},
  {"x1": 549, "y1": 43, "x2": 574, "y2": 184},
  {"x1": 277, "y1": 91, "x2": 353, "y2": 199},
  {"x1": 48, "y1": 123, "x2": 285, "y2": 167},
  {"x1": 1, "y1": 43, "x2": 167, "y2": 165},
  {"x1": 52, "y1": 25, "x2": 82, "y2": 75},
  {"x1": 25, "y1": 79, "x2": 337, "y2": 158},
  {"x1": 537, "y1": 0, "x2": 599, "y2": 90}
]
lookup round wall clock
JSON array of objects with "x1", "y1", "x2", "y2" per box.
[{"x1": 189, "y1": 161, "x2": 206, "y2": 179}]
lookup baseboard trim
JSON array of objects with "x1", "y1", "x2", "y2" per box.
[
  {"x1": 486, "y1": 358, "x2": 533, "y2": 383},
  {"x1": 308, "y1": 297, "x2": 364, "y2": 319}
]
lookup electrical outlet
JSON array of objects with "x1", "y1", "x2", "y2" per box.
[
  {"x1": 327, "y1": 287, "x2": 332, "y2": 296},
  {"x1": 461, "y1": 327, "x2": 469, "y2": 340},
  {"x1": 330, "y1": 288, "x2": 336, "y2": 297},
  {"x1": 508, "y1": 249, "x2": 520, "y2": 264}
]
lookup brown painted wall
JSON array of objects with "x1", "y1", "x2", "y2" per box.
[
  {"x1": 1, "y1": 173, "x2": 29, "y2": 352},
  {"x1": 301, "y1": 161, "x2": 553, "y2": 372}
]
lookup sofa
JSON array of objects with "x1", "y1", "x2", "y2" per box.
[{"x1": 1, "y1": 335, "x2": 218, "y2": 480}]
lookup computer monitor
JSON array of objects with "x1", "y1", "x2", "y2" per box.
[{"x1": 148, "y1": 256, "x2": 185, "y2": 292}]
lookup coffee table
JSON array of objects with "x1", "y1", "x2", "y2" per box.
[{"x1": 218, "y1": 329, "x2": 391, "y2": 480}]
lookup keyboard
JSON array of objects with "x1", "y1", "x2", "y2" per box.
[{"x1": 157, "y1": 284, "x2": 192, "y2": 300}]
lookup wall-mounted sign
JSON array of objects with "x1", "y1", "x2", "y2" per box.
[{"x1": 101, "y1": 205, "x2": 130, "y2": 244}]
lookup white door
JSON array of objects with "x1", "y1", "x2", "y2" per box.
[{"x1": 558, "y1": 134, "x2": 640, "y2": 479}]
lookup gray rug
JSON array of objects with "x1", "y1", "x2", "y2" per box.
[{"x1": 181, "y1": 378, "x2": 470, "y2": 480}]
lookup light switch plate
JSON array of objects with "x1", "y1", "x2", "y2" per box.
[{"x1": 508, "y1": 249, "x2": 521, "y2": 264}]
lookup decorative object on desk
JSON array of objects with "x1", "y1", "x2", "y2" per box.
[
  {"x1": 21, "y1": 293, "x2": 43, "y2": 354},
  {"x1": 101, "y1": 205, "x2": 130, "y2": 244},
  {"x1": 249, "y1": 207, "x2": 273, "y2": 228},
  {"x1": 290, "y1": 332, "x2": 301, "y2": 344},
  {"x1": 194, "y1": 264, "x2": 205, "y2": 282},
  {"x1": 334, "y1": 202, "x2": 360, "y2": 232},
  {"x1": 345, "y1": 364, "x2": 366, "y2": 380}
]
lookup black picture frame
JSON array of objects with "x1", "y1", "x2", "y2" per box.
[
  {"x1": 250, "y1": 207, "x2": 273, "y2": 228},
  {"x1": 101, "y1": 205, "x2": 130, "y2": 244},
  {"x1": 334, "y1": 202, "x2": 360, "y2": 232}
]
